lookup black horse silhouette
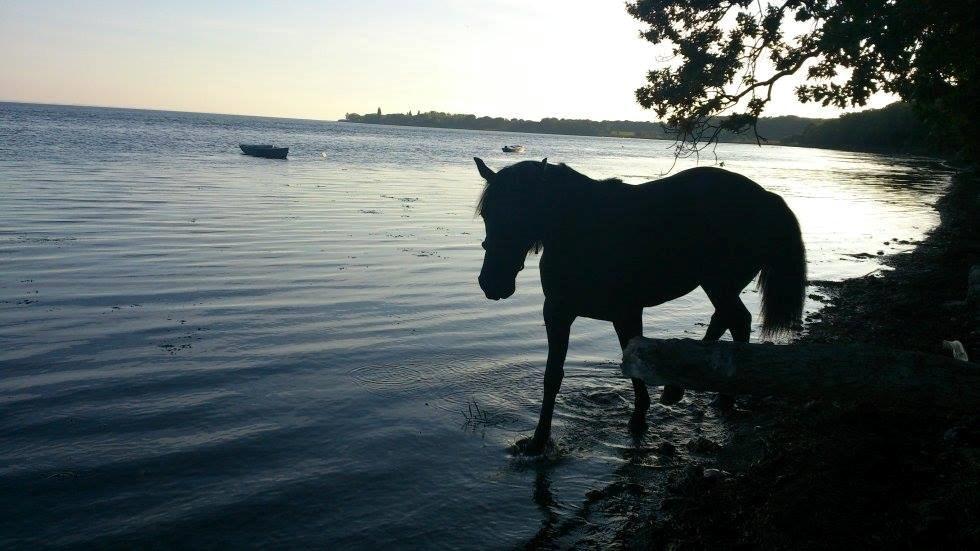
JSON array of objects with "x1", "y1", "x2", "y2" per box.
[{"x1": 474, "y1": 158, "x2": 806, "y2": 455}]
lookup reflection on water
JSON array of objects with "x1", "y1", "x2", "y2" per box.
[{"x1": 0, "y1": 103, "x2": 953, "y2": 548}]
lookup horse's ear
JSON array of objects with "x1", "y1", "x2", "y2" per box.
[
  {"x1": 474, "y1": 157, "x2": 495, "y2": 180},
  {"x1": 541, "y1": 158, "x2": 548, "y2": 165}
]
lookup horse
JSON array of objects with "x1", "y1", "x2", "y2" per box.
[{"x1": 473, "y1": 158, "x2": 807, "y2": 455}]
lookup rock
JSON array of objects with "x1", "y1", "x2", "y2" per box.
[
  {"x1": 669, "y1": 465, "x2": 705, "y2": 493},
  {"x1": 686, "y1": 436, "x2": 721, "y2": 453},
  {"x1": 702, "y1": 468, "x2": 729, "y2": 483},
  {"x1": 941, "y1": 340, "x2": 969, "y2": 361},
  {"x1": 623, "y1": 337, "x2": 980, "y2": 413},
  {"x1": 941, "y1": 300, "x2": 966, "y2": 310},
  {"x1": 585, "y1": 488, "x2": 605, "y2": 501},
  {"x1": 943, "y1": 427, "x2": 962, "y2": 444}
]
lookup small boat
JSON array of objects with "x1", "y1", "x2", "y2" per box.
[
  {"x1": 240, "y1": 144, "x2": 289, "y2": 159},
  {"x1": 502, "y1": 145, "x2": 526, "y2": 153}
]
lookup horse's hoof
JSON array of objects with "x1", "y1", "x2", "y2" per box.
[
  {"x1": 715, "y1": 393, "x2": 736, "y2": 411},
  {"x1": 628, "y1": 414, "x2": 648, "y2": 435},
  {"x1": 660, "y1": 385, "x2": 685, "y2": 405},
  {"x1": 510, "y1": 436, "x2": 553, "y2": 457}
]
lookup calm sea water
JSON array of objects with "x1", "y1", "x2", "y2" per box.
[{"x1": 0, "y1": 103, "x2": 952, "y2": 548}]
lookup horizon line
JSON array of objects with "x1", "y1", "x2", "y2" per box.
[{"x1": 0, "y1": 99, "x2": 840, "y2": 126}]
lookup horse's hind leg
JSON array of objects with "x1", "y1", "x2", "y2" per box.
[
  {"x1": 613, "y1": 312, "x2": 649, "y2": 433},
  {"x1": 704, "y1": 291, "x2": 752, "y2": 410},
  {"x1": 703, "y1": 312, "x2": 727, "y2": 341},
  {"x1": 707, "y1": 294, "x2": 751, "y2": 342},
  {"x1": 656, "y1": 311, "x2": 727, "y2": 407},
  {"x1": 724, "y1": 297, "x2": 751, "y2": 343}
]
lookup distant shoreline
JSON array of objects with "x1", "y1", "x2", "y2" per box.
[
  {"x1": 2, "y1": 101, "x2": 936, "y2": 156},
  {"x1": 341, "y1": 103, "x2": 939, "y2": 156},
  {"x1": 341, "y1": 110, "x2": 815, "y2": 146}
]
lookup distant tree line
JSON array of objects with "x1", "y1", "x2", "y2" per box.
[
  {"x1": 345, "y1": 110, "x2": 669, "y2": 139},
  {"x1": 343, "y1": 103, "x2": 940, "y2": 155},
  {"x1": 342, "y1": 110, "x2": 816, "y2": 144},
  {"x1": 787, "y1": 103, "x2": 937, "y2": 154}
]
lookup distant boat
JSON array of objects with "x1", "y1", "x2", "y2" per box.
[
  {"x1": 502, "y1": 145, "x2": 526, "y2": 153},
  {"x1": 240, "y1": 144, "x2": 289, "y2": 159}
]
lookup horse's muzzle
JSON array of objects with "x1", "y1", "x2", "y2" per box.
[
  {"x1": 479, "y1": 276, "x2": 515, "y2": 300},
  {"x1": 484, "y1": 288, "x2": 515, "y2": 301}
]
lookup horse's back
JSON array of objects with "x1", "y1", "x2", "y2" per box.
[
  {"x1": 639, "y1": 166, "x2": 768, "y2": 201},
  {"x1": 540, "y1": 165, "x2": 789, "y2": 316}
]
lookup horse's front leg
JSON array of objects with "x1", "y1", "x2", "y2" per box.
[
  {"x1": 613, "y1": 312, "x2": 649, "y2": 433},
  {"x1": 523, "y1": 304, "x2": 574, "y2": 455}
]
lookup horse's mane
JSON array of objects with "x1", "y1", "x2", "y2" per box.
[
  {"x1": 553, "y1": 163, "x2": 624, "y2": 186},
  {"x1": 475, "y1": 161, "x2": 622, "y2": 216}
]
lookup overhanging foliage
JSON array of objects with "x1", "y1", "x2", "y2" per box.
[{"x1": 628, "y1": 0, "x2": 980, "y2": 158}]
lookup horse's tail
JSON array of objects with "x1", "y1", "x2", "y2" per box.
[{"x1": 758, "y1": 193, "x2": 807, "y2": 339}]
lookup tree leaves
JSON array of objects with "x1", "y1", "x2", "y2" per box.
[{"x1": 628, "y1": 0, "x2": 980, "y2": 159}]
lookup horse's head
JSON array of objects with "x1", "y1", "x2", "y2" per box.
[{"x1": 474, "y1": 157, "x2": 548, "y2": 300}]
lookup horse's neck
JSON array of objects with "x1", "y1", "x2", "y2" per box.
[{"x1": 540, "y1": 174, "x2": 625, "y2": 243}]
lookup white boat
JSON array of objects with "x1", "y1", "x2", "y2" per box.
[{"x1": 502, "y1": 145, "x2": 526, "y2": 153}]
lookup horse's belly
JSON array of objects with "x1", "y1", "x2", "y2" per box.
[
  {"x1": 542, "y1": 257, "x2": 699, "y2": 319},
  {"x1": 563, "y1": 285, "x2": 698, "y2": 321},
  {"x1": 639, "y1": 279, "x2": 700, "y2": 307}
]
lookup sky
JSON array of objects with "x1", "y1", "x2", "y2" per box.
[{"x1": 0, "y1": 0, "x2": 897, "y2": 122}]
